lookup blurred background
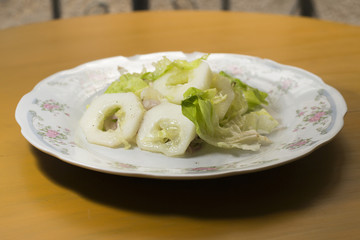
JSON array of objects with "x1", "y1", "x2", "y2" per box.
[{"x1": 0, "y1": 0, "x2": 359, "y2": 30}]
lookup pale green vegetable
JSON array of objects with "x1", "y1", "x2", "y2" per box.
[
  {"x1": 136, "y1": 102, "x2": 196, "y2": 156},
  {"x1": 105, "y1": 55, "x2": 209, "y2": 96},
  {"x1": 86, "y1": 54, "x2": 278, "y2": 154},
  {"x1": 242, "y1": 109, "x2": 279, "y2": 134},
  {"x1": 211, "y1": 73, "x2": 235, "y2": 120},
  {"x1": 151, "y1": 59, "x2": 212, "y2": 104},
  {"x1": 80, "y1": 93, "x2": 145, "y2": 148},
  {"x1": 105, "y1": 73, "x2": 148, "y2": 96},
  {"x1": 143, "y1": 54, "x2": 209, "y2": 82},
  {"x1": 181, "y1": 87, "x2": 272, "y2": 151},
  {"x1": 219, "y1": 71, "x2": 268, "y2": 112}
]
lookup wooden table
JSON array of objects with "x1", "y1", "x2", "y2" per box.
[{"x1": 1, "y1": 11, "x2": 360, "y2": 239}]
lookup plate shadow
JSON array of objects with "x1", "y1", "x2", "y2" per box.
[{"x1": 33, "y1": 136, "x2": 346, "y2": 219}]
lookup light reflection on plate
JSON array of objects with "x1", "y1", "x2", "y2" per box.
[{"x1": 15, "y1": 52, "x2": 347, "y2": 179}]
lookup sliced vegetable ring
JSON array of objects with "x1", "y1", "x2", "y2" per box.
[{"x1": 80, "y1": 93, "x2": 144, "y2": 148}]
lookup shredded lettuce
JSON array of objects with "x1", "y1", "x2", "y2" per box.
[
  {"x1": 219, "y1": 71, "x2": 268, "y2": 112},
  {"x1": 105, "y1": 73, "x2": 148, "y2": 96},
  {"x1": 141, "y1": 57, "x2": 172, "y2": 82},
  {"x1": 242, "y1": 109, "x2": 279, "y2": 134},
  {"x1": 105, "y1": 55, "x2": 209, "y2": 95},
  {"x1": 103, "y1": 55, "x2": 278, "y2": 152},
  {"x1": 181, "y1": 87, "x2": 271, "y2": 151},
  {"x1": 220, "y1": 75, "x2": 248, "y2": 123},
  {"x1": 143, "y1": 54, "x2": 209, "y2": 82}
]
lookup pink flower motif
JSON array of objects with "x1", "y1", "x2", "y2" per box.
[
  {"x1": 46, "y1": 130, "x2": 59, "y2": 138},
  {"x1": 298, "y1": 111, "x2": 305, "y2": 116},
  {"x1": 287, "y1": 139, "x2": 310, "y2": 149},
  {"x1": 295, "y1": 140, "x2": 307, "y2": 146},
  {"x1": 231, "y1": 66, "x2": 242, "y2": 75},
  {"x1": 192, "y1": 167, "x2": 217, "y2": 172},
  {"x1": 285, "y1": 138, "x2": 315, "y2": 150},
  {"x1": 309, "y1": 112, "x2": 325, "y2": 122},
  {"x1": 43, "y1": 103, "x2": 59, "y2": 111},
  {"x1": 281, "y1": 80, "x2": 291, "y2": 90}
]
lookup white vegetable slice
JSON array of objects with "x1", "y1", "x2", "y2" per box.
[
  {"x1": 136, "y1": 102, "x2": 196, "y2": 156},
  {"x1": 151, "y1": 61, "x2": 212, "y2": 104},
  {"x1": 212, "y1": 73, "x2": 235, "y2": 120},
  {"x1": 80, "y1": 93, "x2": 144, "y2": 148}
]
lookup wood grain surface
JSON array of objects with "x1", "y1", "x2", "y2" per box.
[{"x1": 1, "y1": 11, "x2": 359, "y2": 240}]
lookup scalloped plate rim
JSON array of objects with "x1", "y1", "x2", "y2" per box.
[{"x1": 15, "y1": 51, "x2": 347, "y2": 179}]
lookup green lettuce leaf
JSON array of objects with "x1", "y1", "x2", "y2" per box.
[
  {"x1": 105, "y1": 54, "x2": 209, "y2": 96},
  {"x1": 219, "y1": 71, "x2": 268, "y2": 112},
  {"x1": 220, "y1": 74, "x2": 248, "y2": 123},
  {"x1": 104, "y1": 73, "x2": 148, "y2": 96},
  {"x1": 141, "y1": 57, "x2": 172, "y2": 82},
  {"x1": 143, "y1": 54, "x2": 209, "y2": 82},
  {"x1": 242, "y1": 109, "x2": 279, "y2": 134},
  {"x1": 181, "y1": 87, "x2": 271, "y2": 151}
]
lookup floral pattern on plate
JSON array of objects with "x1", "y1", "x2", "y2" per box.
[
  {"x1": 293, "y1": 90, "x2": 333, "y2": 134},
  {"x1": 15, "y1": 52, "x2": 347, "y2": 179},
  {"x1": 34, "y1": 99, "x2": 70, "y2": 117}
]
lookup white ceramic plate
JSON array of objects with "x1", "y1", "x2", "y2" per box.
[{"x1": 15, "y1": 52, "x2": 347, "y2": 179}]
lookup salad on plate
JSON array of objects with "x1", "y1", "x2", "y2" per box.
[{"x1": 80, "y1": 55, "x2": 279, "y2": 157}]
